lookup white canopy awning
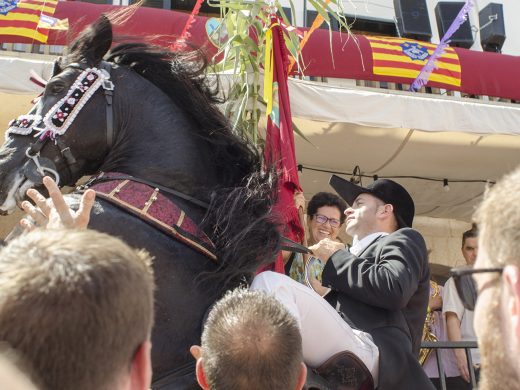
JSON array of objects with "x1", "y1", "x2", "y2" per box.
[
  {"x1": 289, "y1": 78, "x2": 520, "y2": 136},
  {"x1": 286, "y1": 78, "x2": 520, "y2": 222}
]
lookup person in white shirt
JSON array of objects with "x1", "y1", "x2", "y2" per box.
[{"x1": 443, "y1": 227, "x2": 480, "y2": 387}]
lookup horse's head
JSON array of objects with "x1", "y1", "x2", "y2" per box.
[{"x1": 0, "y1": 17, "x2": 115, "y2": 214}]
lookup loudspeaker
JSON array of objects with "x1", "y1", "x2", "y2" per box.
[
  {"x1": 479, "y1": 3, "x2": 505, "y2": 52},
  {"x1": 435, "y1": 2, "x2": 474, "y2": 49},
  {"x1": 393, "y1": 0, "x2": 432, "y2": 42}
]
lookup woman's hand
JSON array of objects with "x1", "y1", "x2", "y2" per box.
[
  {"x1": 294, "y1": 191, "x2": 306, "y2": 212},
  {"x1": 20, "y1": 176, "x2": 96, "y2": 231}
]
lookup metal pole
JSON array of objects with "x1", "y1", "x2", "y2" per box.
[{"x1": 303, "y1": 0, "x2": 307, "y2": 27}]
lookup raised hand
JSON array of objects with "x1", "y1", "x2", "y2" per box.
[
  {"x1": 20, "y1": 176, "x2": 96, "y2": 231},
  {"x1": 308, "y1": 238, "x2": 345, "y2": 263}
]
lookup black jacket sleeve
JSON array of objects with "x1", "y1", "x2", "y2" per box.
[{"x1": 321, "y1": 228, "x2": 427, "y2": 311}]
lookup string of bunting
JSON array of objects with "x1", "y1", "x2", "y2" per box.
[
  {"x1": 287, "y1": 0, "x2": 332, "y2": 74},
  {"x1": 297, "y1": 165, "x2": 496, "y2": 185},
  {"x1": 171, "y1": 0, "x2": 204, "y2": 51}
]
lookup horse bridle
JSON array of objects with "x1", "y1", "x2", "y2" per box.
[{"x1": 6, "y1": 60, "x2": 115, "y2": 187}]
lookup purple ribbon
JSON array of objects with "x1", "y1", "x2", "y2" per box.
[{"x1": 409, "y1": 0, "x2": 475, "y2": 91}]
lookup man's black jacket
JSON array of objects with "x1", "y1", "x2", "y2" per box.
[{"x1": 322, "y1": 228, "x2": 434, "y2": 390}]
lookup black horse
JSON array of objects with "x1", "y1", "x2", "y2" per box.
[{"x1": 0, "y1": 16, "x2": 281, "y2": 389}]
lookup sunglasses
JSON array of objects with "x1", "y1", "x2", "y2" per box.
[
  {"x1": 313, "y1": 214, "x2": 341, "y2": 228},
  {"x1": 450, "y1": 266, "x2": 504, "y2": 311}
]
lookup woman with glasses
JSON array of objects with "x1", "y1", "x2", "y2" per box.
[{"x1": 286, "y1": 192, "x2": 346, "y2": 294}]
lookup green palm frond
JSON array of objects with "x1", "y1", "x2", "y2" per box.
[{"x1": 209, "y1": 0, "x2": 351, "y2": 148}]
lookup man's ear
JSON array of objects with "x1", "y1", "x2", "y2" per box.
[
  {"x1": 503, "y1": 265, "x2": 520, "y2": 340},
  {"x1": 190, "y1": 345, "x2": 202, "y2": 360},
  {"x1": 377, "y1": 203, "x2": 394, "y2": 219},
  {"x1": 295, "y1": 362, "x2": 308, "y2": 390},
  {"x1": 190, "y1": 346, "x2": 210, "y2": 390},
  {"x1": 129, "y1": 341, "x2": 152, "y2": 390}
]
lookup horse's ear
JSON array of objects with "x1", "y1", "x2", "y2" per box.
[
  {"x1": 68, "y1": 15, "x2": 113, "y2": 66},
  {"x1": 52, "y1": 58, "x2": 62, "y2": 76}
]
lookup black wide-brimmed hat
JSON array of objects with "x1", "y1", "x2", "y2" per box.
[{"x1": 329, "y1": 174, "x2": 415, "y2": 228}]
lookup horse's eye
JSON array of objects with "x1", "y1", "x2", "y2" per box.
[{"x1": 48, "y1": 83, "x2": 65, "y2": 94}]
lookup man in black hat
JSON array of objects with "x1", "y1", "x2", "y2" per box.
[
  {"x1": 314, "y1": 175, "x2": 432, "y2": 389},
  {"x1": 254, "y1": 175, "x2": 432, "y2": 389}
]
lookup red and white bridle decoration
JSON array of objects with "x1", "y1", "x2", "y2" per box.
[{"x1": 7, "y1": 67, "x2": 113, "y2": 140}]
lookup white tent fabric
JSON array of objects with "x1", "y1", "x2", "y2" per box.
[
  {"x1": 288, "y1": 78, "x2": 520, "y2": 136},
  {"x1": 0, "y1": 57, "x2": 53, "y2": 95}
]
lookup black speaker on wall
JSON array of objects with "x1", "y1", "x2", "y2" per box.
[
  {"x1": 435, "y1": 2, "x2": 474, "y2": 49},
  {"x1": 393, "y1": 0, "x2": 432, "y2": 42},
  {"x1": 479, "y1": 3, "x2": 506, "y2": 52}
]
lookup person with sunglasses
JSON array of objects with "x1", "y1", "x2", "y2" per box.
[
  {"x1": 442, "y1": 227, "x2": 481, "y2": 388},
  {"x1": 450, "y1": 167, "x2": 520, "y2": 390}
]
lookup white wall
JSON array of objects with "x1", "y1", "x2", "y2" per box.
[{"x1": 283, "y1": 0, "x2": 519, "y2": 56}]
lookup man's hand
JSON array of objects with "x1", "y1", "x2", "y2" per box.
[
  {"x1": 445, "y1": 312, "x2": 470, "y2": 383},
  {"x1": 308, "y1": 238, "x2": 345, "y2": 263},
  {"x1": 454, "y1": 349, "x2": 470, "y2": 383},
  {"x1": 20, "y1": 176, "x2": 96, "y2": 231}
]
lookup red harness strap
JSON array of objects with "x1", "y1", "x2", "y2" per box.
[{"x1": 89, "y1": 173, "x2": 217, "y2": 262}]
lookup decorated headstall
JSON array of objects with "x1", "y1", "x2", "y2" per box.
[{"x1": 6, "y1": 62, "x2": 115, "y2": 186}]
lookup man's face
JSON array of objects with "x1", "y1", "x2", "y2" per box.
[
  {"x1": 462, "y1": 236, "x2": 478, "y2": 266},
  {"x1": 344, "y1": 193, "x2": 383, "y2": 240},
  {"x1": 473, "y1": 241, "x2": 519, "y2": 389}
]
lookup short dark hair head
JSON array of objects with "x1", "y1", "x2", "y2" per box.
[
  {"x1": 0, "y1": 229, "x2": 154, "y2": 390},
  {"x1": 462, "y1": 224, "x2": 478, "y2": 248},
  {"x1": 307, "y1": 192, "x2": 347, "y2": 224},
  {"x1": 201, "y1": 288, "x2": 303, "y2": 390}
]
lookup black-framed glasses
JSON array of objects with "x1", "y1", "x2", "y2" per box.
[
  {"x1": 450, "y1": 266, "x2": 504, "y2": 311},
  {"x1": 314, "y1": 214, "x2": 341, "y2": 228}
]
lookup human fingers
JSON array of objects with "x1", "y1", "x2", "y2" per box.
[
  {"x1": 19, "y1": 217, "x2": 36, "y2": 232},
  {"x1": 21, "y1": 201, "x2": 48, "y2": 227},
  {"x1": 293, "y1": 192, "x2": 306, "y2": 210},
  {"x1": 26, "y1": 188, "x2": 51, "y2": 217},
  {"x1": 43, "y1": 176, "x2": 73, "y2": 226},
  {"x1": 75, "y1": 189, "x2": 96, "y2": 228},
  {"x1": 460, "y1": 363, "x2": 470, "y2": 383}
]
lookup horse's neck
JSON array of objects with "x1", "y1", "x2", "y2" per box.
[{"x1": 99, "y1": 78, "x2": 219, "y2": 195}]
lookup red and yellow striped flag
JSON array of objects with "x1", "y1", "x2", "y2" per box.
[
  {"x1": 366, "y1": 36, "x2": 461, "y2": 88},
  {"x1": 0, "y1": 0, "x2": 59, "y2": 43}
]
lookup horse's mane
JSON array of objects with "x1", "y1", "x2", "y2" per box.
[
  {"x1": 114, "y1": 43, "x2": 263, "y2": 188},
  {"x1": 65, "y1": 36, "x2": 260, "y2": 189},
  {"x1": 62, "y1": 18, "x2": 281, "y2": 287}
]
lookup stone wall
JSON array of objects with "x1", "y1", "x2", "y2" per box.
[{"x1": 415, "y1": 216, "x2": 472, "y2": 269}]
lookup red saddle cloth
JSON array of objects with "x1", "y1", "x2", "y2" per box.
[{"x1": 88, "y1": 172, "x2": 217, "y2": 262}]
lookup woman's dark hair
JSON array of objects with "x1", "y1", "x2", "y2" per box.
[{"x1": 307, "y1": 192, "x2": 347, "y2": 224}]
